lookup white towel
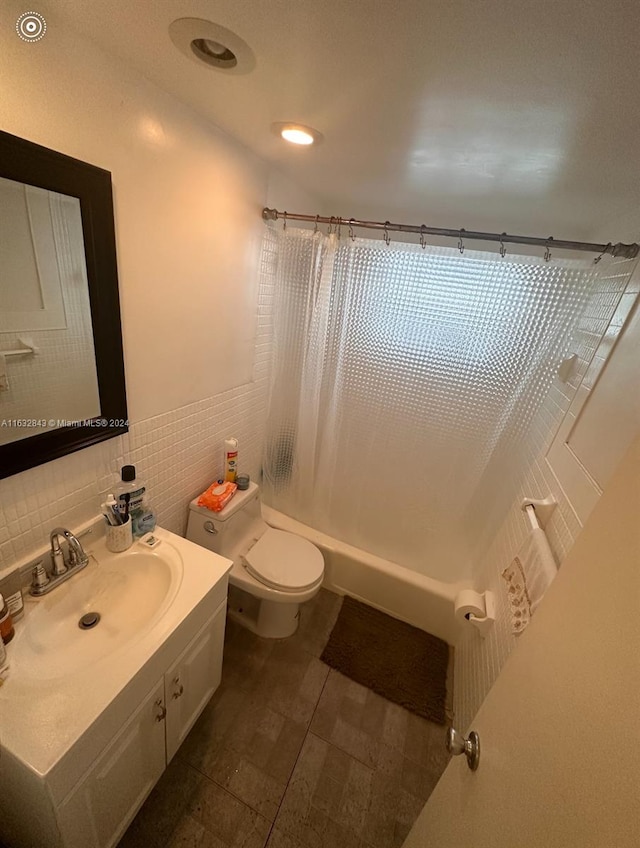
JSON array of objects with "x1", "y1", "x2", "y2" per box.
[
  {"x1": 0, "y1": 354, "x2": 8, "y2": 391},
  {"x1": 502, "y1": 528, "x2": 557, "y2": 635}
]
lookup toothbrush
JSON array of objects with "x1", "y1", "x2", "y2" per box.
[
  {"x1": 101, "y1": 504, "x2": 120, "y2": 527},
  {"x1": 105, "y1": 493, "x2": 122, "y2": 525}
]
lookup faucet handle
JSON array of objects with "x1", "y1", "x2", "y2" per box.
[
  {"x1": 51, "y1": 542, "x2": 67, "y2": 576},
  {"x1": 32, "y1": 561, "x2": 50, "y2": 590}
]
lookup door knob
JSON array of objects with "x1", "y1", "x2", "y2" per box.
[{"x1": 446, "y1": 727, "x2": 480, "y2": 771}]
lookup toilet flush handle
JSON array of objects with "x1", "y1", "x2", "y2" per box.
[{"x1": 203, "y1": 520, "x2": 218, "y2": 535}]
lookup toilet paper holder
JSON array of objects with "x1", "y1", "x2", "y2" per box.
[
  {"x1": 467, "y1": 592, "x2": 495, "y2": 638},
  {"x1": 455, "y1": 590, "x2": 495, "y2": 638}
]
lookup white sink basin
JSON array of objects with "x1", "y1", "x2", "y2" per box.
[{"x1": 10, "y1": 537, "x2": 183, "y2": 681}]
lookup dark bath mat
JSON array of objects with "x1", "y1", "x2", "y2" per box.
[{"x1": 321, "y1": 595, "x2": 449, "y2": 725}]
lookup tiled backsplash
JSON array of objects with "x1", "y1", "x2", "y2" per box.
[
  {"x1": 0, "y1": 277, "x2": 274, "y2": 575},
  {"x1": 453, "y1": 258, "x2": 639, "y2": 730}
]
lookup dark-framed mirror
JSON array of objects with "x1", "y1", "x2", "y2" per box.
[{"x1": 0, "y1": 130, "x2": 127, "y2": 479}]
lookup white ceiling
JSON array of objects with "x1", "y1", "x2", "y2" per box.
[{"x1": 55, "y1": 0, "x2": 640, "y2": 241}]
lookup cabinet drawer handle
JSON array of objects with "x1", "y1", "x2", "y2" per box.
[
  {"x1": 172, "y1": 677, "x2": 184, "y2": 699},
  {"x1": 154, "y1": 698, "x2": 167, "y2": 722}
]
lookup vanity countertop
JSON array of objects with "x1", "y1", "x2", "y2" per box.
[{"x1": 0, "y1": 525, "x2": 231, "y2": 786}]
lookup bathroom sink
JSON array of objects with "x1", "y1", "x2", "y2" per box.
[{"x1": 10, "y1": 538, "x2": 184, "y2": 681}]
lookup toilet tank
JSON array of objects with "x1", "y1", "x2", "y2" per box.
[{"x1": 186, "y1": 481, "x2": 265, "y2": 560}]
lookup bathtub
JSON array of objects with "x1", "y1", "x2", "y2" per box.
[{"x1": 262, "y1": 504, "x2": 465, "y2": 644}]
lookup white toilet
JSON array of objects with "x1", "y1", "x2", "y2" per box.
[{"x1": 186, "y1": 482, "x2": 324, "y2": 638}]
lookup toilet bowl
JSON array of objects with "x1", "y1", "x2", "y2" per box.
[{"x1": 186, "y1": 482, "x2": 324, "y2": 638}]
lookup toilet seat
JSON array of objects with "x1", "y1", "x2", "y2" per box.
[{"x1": 243, "y1": 528, "x2": 324, "y2": 592}]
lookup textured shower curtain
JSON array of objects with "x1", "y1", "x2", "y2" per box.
[{"x1": 260, "y1": 226, "x2": 601, "y2": 579}]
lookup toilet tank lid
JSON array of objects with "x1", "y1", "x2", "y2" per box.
[{"x1": 189, "y1": 481, "x2": 259, "y2": 521}]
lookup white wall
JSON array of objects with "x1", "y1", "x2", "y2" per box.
[
  {"x1": 1, "y1": 1, "x2": 267, "y2": 423},
  {"x1": 0, "y1": 4, "x2": 316, "y2": 568}
]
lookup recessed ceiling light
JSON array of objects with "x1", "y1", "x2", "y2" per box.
[
  {"x1": 191, "y1": 38, "x2": 237, "y2": 68},
  {"x1": 169, "y1": 18, "x2": 255, "y2": 74},
  {"x1": 272, "y1": 123, "x2": 323, "y2": 147},
  {"x1": 282, "y1": 127, "x2": 314, "y2": 145}
]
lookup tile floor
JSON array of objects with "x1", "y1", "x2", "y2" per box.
[{"x1": 118, "y1": 590, "x2": 452, "y2": 848}]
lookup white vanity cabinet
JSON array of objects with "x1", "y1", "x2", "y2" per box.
[
  {"x1": 56, "y1": 603, "x2": 226, "y2": 848},
  {"x1": 0, "y1": 527, "x2": 232, "y2": 848}
]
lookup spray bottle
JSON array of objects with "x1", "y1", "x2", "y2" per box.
[{"x1": 224, "y1": 438, "x2": 238, "y2": 483}]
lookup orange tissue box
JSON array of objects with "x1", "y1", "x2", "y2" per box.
[{"x1": 197, "y1": 480, "x2": 238, "y2": 513}]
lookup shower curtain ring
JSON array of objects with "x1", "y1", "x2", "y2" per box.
[
  {"x1": 328, "y1": 216, "x2": 335, "y2": 235},
  {"x1": 282, "y1": 211, "x2": 287, "y2": 231},
  {"x1": 314, "y1": 215, "x2": 320, "y2": 234},
  {"x1": 383, "y1": 221, "x2": 391, "y2": 246},
  {"x1": 458, "y1": 228, "x2": 465, "y2": 254},
  {"x1": 348, "y1": 218, "x2": 356, "y2": 242},
  {"x1": 594, "y1": 242, "x2": 612, "y2": 264},
  {"x1": 544, "y1": 237, "x2": 553, "y2": 263},
  {"x1": 420, "y1": 225, "x2": 427, "y2": 250},
  {"x1": 337, "y1": 217, "x2": 342, "y2": 239},
  {"x1": 499, "y1": 233, "x2": 506, "y2": 258}
]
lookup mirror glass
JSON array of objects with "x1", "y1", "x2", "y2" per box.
[
  {"x1": 0, "y1": 177, "x2": 101, "y2": 445},
  {"x1": 0, "y1": 130, "x2": 128, "y2": 478}
]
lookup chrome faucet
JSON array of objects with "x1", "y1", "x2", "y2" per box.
[
  {"x1": 30, "y1": 527, "x2": 90, "y2": 596},
  {"x1": 50, "y1": 527, "x2": 89, "y2": 569}
]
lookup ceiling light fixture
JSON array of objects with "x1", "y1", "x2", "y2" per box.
[
  {"x1": 282, "y1": 127, "x2": 314, "y2": 145},
  {"x1": 191, "y1": 38, "x2": 237, "y2": 68},
  {"x1": 272, "y1": 123, "x2": 323, "y2": 147},
  {"x1": 169, "y1": 18, "x2": 255, "y2": 74}
]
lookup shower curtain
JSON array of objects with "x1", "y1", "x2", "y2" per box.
[{"x1": 260, "y1": 225, "x2": 609, "y2": 580}]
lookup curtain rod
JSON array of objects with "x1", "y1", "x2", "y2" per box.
[{"x1": 262, "y1": 208, "x2": 639, "y2": 259}]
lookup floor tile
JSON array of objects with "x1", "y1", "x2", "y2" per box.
[
  {"x1": 274, "y1": 733, "x2": 371, "y2": 848},
  {"x1": 118, "y1": 757, "x2": 271, "y2": 848},
  {"x1": 179, "y1": 682, "x2": 308, "y2": 819},
  {"x1": 179, "y1": 634, "x2": 327, "y2": 819},
  {"x1": 117, "y1": 758, "x2": 202, "y2": 848},
  {"x1": 311, "y1": 669, "x2": 450, "y2": 772},
  {"x1": 286, "y1": 589, "x2": 343, "y2": 658},
  {"x1": 253, "y1": 641, "x2": 329, "y2": 725},
  {"x1": 273, "y1": 731, "x2": 442, "y2": 848},
  {"x1": 186, "y1": 774, "x2": 272, "y2": 847},
  {"x1": 223, "y1": 626, "x2": 330, "y2": 726},
  {"x1": 120, "y1": 589, "x2": 450, "y2": 848}
]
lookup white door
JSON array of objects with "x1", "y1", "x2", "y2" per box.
[{"x1": 403, "y1": 434, "x2": 640, "y2": 848}]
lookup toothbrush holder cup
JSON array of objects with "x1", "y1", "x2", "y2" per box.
[{"x1": 106, "y1": 516, "x2": 133, "y2": 553}]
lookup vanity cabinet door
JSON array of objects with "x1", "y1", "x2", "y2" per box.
[
  {"x1": 57, "y1": 678, "x2": 166, "y2": 848},
  {"x1": 165, "y1": 602, "x2": 226, "y2": 762}
]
